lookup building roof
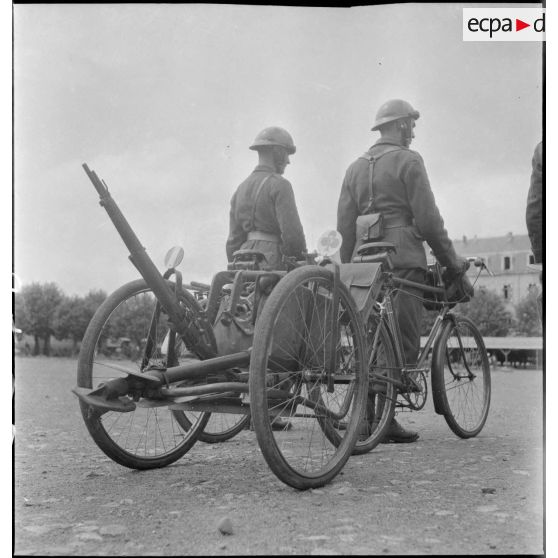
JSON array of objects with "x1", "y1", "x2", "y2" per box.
[{"x1": 451, "y1": 233, "x2": 532, "y2": 255}]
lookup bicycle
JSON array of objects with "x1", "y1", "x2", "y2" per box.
[{"x1": 348, "y1": 241, "x2": 491, "y2": 454}]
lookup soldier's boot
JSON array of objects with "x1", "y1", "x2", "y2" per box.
[{"x1": 381, "y1": 418, "x2": 419, "y2": 444}]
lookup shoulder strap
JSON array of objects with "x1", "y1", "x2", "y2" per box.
[
  {"x1": 249, "y1": 174, "x2": 272, "y2": 230},
  {"x1": 359, "y1": 146, "x2": 402, "y2": 213}
]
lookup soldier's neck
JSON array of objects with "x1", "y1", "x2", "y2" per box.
[
  {"x1": 258, "y1": 153, "x2": 279, "y2": 173},
  {"x1": 379, "y1": 132, "x2": 404, "y2": 146}
]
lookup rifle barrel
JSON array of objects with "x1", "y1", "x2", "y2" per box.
[{"x1": 82, "y1": 163, "x2": 201, "y2": 351}]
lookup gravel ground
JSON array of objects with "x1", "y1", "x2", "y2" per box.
[{"x1": 14, "y1": 356, "x2": 544, "y2": 556}]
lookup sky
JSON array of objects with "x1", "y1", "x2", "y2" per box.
[{"x1": 13, "y1": 3, "x2": 543, "y2": 297}]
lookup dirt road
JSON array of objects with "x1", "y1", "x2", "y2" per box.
[{"x1": 14, "y1": 357, "x2": 544, "y2": 555}]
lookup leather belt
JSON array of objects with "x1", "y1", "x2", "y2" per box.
[
  {"x1": 383, "y1": 216, "x2": 414, "y2": 229},
  {"x1": 247, "y1": 231, "x2": 280, "y2": 243}
]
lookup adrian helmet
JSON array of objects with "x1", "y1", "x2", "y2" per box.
[
  {"x1": 249, "y1": 126, "x2": 296, "y2": 154},
  {"x1": 371, "y1": 99, "x2": 420, "y2": 131}
]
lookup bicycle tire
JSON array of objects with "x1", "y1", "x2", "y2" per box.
[
  {"x1": 186, "y1": 405, "x2": 251, "y2": 443},
  {"x1": 249, "y1": 266, "x2": 368, "y2": 489},
  {"x1": 351, "y1": 317, "x2": 397, "y2": 454},
  {"x1": 431, "y1": 314, "x2": 491, "y2": 438},
  {"x1": 77, "y1": 279, "x2": 211, "y2": 469}
]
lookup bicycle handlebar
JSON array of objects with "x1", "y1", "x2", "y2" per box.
[
  {"x1": 466, "y1": 256, "x2": 493, "y2": 276},
  {"x1": 188, "y1": 281, "x2": 211, "y2": 292}
]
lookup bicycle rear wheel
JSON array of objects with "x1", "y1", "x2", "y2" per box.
[
  {"x1": 249, "y1": 266, "x2": 368, "y2": 490},
  {"x1": 77, "y1": 279, "x2": 211, "y2": 469},
  {"x1": 432, "y1": 314, "x2": 491, "y2": 438}
]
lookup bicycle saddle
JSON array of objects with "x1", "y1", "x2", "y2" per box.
[
  {"x1": 232, "y1": 249, "x2": 267, "y2": 262},
  {"x1": 357, "y1": 242, "x2": 397, "y2": 255}
]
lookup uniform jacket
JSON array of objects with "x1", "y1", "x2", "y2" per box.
[
  {"x1": 337, "y1": 138, "x2": 459, "y2": 270},
  {"x1": 226, "y1": 165, "x2": 307, "y2": 266},
  {"x1": 526, "y1": 141, "x2": 543, "y2": 263}
]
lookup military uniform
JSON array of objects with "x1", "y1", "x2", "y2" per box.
[
  {"x1": 226, "y1": 164, "x2": 307, "y2": 270},
  {"x1": 526, "y1": 141, "x2": 543, "y2": 264},
  {"x1": 337, "y1": 138, "x2": 461, "y2": 365}
]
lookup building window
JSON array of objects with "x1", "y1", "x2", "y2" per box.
[
  {"x1": 503, "y1": 284, "x2": 512, "y2": 300},
  {"x1": 528, "y1": 283, "x2": 538, "y2": 293},
  {"x1": 503, "y1": 256, "x2": 512, "y2": 271},
  {"x1": 528, "y1": 254, "x2": 535, "y2": 265}
]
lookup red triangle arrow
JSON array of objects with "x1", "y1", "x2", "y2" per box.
[{"x1": 516, "y1": 19, "x2": 530, "y2": 31}]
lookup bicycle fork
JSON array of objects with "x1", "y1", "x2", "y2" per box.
[{"x1": 445, "y1": 314, "x2": 477, "y2": 381}]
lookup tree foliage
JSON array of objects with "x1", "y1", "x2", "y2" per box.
[
  {"x1": 454, "y1": 288, "x2": 515, "y2": 337},
  {"x1": 53, "y1": 290, "x2": 107, "y2": 352},
  {"x1": 513, "y1": 290, "x2": 542, "y2": 336},
  {"x1": 14, "y1": 282, "x2": 64, "y2": 355},
  {"x1": 106, "y1": 291, "x2": 155, "y2": 346}
]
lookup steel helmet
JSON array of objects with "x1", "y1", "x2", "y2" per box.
[
  {"x1": 249, "y1": 126, "x2": 296, "y2": 154},
  {"x1": 371, "y1": 99, "x2": 420, "y2": 131}
]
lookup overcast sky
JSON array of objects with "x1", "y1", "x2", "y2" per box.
[{"x1": 13, "y1": 3, "x2": 543, "y2": 296}]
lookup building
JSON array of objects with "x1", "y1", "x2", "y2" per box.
[{"x1": 450, "y1": 233, "x2": 539, "y2": 308}]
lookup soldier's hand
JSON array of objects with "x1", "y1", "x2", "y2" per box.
[{"x1": 447, "y1": 256, "x2": 470, "y2": 276}]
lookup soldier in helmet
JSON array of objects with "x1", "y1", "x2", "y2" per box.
[
  {"x1": 226, "y1": 127, "x2": 307, "y2": 432},
  {"x1": 526, "y1": 141, "x2": 543, "y2": 320},
  {"x1": 526, "y1": 141, "x2": 543, "y2": 266},
  {"x1": 337, "y1": 99, "x2": 467, "y2": 443},
  {"x1": 226, "y1": 126, "x2": 307, "y2": 270}
]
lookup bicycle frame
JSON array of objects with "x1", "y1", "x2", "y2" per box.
[{"x1": 375, "y1": 272, "x2": 448, "y2": 369}]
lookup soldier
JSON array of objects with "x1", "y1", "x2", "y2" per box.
[
  {"x1": 526, "y1": 141, "x2": 543, "y2": 265},
  {"x1": 226, "y1": 126, "x2": 307, "y2": 270},
  {"x1": 226, "y1": 126, "x2": 307, "y2": 431},
  {"x1": 337, "y1": 99, "x2": 467, "y2": 443},
  {"x1": 526, "y1": 141, "x2": 543, "y2": 320}
]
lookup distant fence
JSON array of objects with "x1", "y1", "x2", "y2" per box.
[{"x1": 420, "y1": 336, "x2": 543, "y2": 368}]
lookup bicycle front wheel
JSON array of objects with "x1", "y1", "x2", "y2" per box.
[
  {"x1": 77, "y1": 279, "x2": 211, "y2": 469},
  {"x1": 432, "y1": 314, "x2": 491, "y2": 438},
  {"x1": 249, "y1": 266, "x2": 368, "y2": 490}
]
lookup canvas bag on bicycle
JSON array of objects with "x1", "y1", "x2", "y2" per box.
[{"x1": 353, "y1": 146, "x2": 402, "y2": 255}]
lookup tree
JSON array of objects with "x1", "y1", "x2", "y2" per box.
[
  {"x1": 14, "y1": 282, "x2": 64, "y2": 355},
  {"x1": 53, "y1": 290, "x2": 107, "y2": 354},
  {"x1": 513, "y1": 290, "x2": 542, "y2": 337},
  {"x1": 454, "y1": 288, "x2": 515, "y2": 337},
  {"x1": 108, "y1": 291, "x2": 155, "y2": 346}
]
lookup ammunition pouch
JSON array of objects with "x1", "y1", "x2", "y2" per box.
[{"x1": 356, "y1": 212, "x2": 384, "y2": 243}]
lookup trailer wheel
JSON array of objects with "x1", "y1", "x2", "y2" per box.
[
  {"x1": 77, "y1": 279, "x2": 211, "y2": 469},
  {"x1": 249, "y1": 266, "x2": 368, "y2": 489}
]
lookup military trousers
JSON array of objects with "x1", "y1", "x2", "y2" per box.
[
  {"x1": 240, "y1": 239, "x2": 283, "y2": 270},
  {"x1": 392, "y1": 268, "x2": 426, "y2": 367}
]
